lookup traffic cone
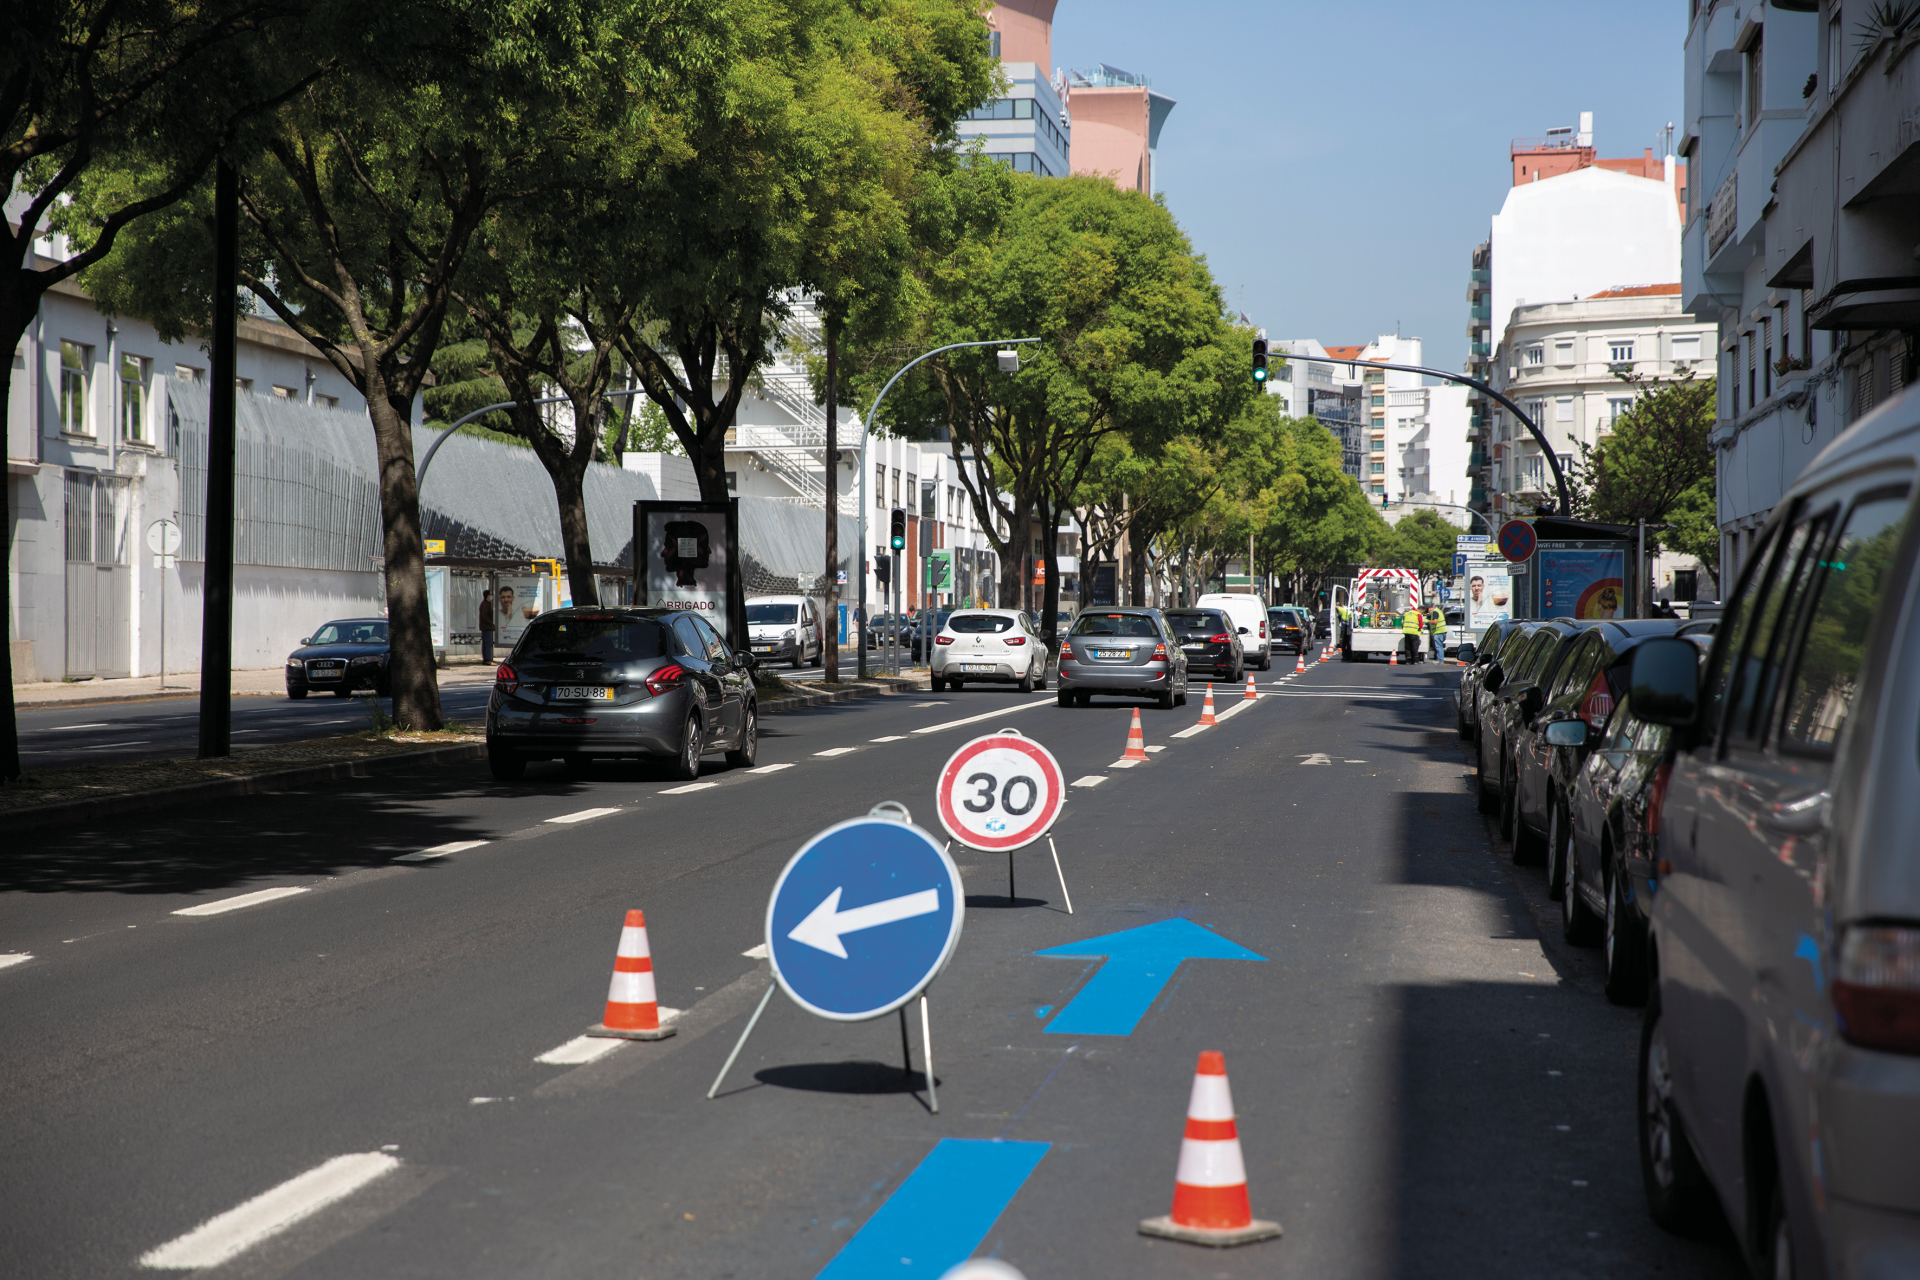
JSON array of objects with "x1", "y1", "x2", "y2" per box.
[
  {"x1": 587, "y1": 910, "x2": 676, "y2": 1040},
  {"x1": 1318, "y1": 643, "x2": 1330, "y2": 663},
  {"x1": 1139, "y1": 1051, "x2": 1282, "y2": 1247},
  {"x1": 1389, "y1": 645, "x2": 1398, "y2": 666},
  {"x1": 1244, "y1": 670, "x2": 1259, "y2": 700},
  {"x1": 1123, "y1": 707, "x2": 1150, "y2": 761},
  {"x1": 1198, "y1": 684, "x2": 1218, "y2": 726},
  {"x1": 1292, "y1": 650, "x2": 1306, "y2": 675}
]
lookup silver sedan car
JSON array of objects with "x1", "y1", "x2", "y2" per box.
[
  {"x1": 1054, "y1": 608, "x2": 1187, "y2": 708},
  {"x1": 486, "y1": 607, "x2": 757, "y2": 781}
]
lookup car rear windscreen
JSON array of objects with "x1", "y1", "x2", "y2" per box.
[
  {"x1": 1071, "y1": 614, "x2": 1159, "y2": 637},
  {"x1": 948, "y1": 615, "x2": 1013, "y2": 634},
  {"x1": 746, "y1": 603, "x2": 798, "y2": 624},
  {"x1": 518, "y1": 615, "x2": 668, "y2": 661},
  {"x1": 1164, "y1": 612, "x2": 1224, "y2": 634}
]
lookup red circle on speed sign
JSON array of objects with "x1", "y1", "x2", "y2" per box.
[{"x1": 935, "y1": 732, "x2": 1065, "y2": 852}]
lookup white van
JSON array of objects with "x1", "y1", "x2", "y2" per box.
[
  {"x1": 1195, "y1": 593, "x2": 1272, "y2": 670},
  {"x1": 745, "y1": 595, "x2": 823, "y2": 669}
]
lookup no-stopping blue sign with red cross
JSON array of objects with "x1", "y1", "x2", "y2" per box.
[
  {"x1": 1497, "y1": 519, "x2": 1538, "y2": 563},
  {"x1": 936, "y1": 732, "x2": 1065, "y2": 852}
]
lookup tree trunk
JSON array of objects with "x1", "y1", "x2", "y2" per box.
[
  {"x1": 0, "y1": 300, "x2": 26, "y2": 779},
  {"x1": 1002, "y1": 495, "x2": 1030, "y2": 609},
  {"x1": 1040, "y1": 491, "x2": 1061, "y2": 646},
  {"x1": 551, "y1": 461, "x2": 599, "y2": 609},
  {"x1": 822, "y1": 314, "x2": 840, "y2": 683},
  {"x1": 367, "y1": 383, "x2": 444, "y2": 732}
]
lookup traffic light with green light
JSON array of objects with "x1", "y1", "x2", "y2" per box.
[
  {"x1": 1252, "y1": 338, "x2": 1268, "y2": 384},
  {"x1": 889, "y1": 508, "x2": 907, "y2": 551}
]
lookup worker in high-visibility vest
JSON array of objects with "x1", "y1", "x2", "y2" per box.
[
  {"x1": 1401, "y1": 606, "x2": 1423, "y2": 664},
  {"x1": 1427, "y1": 604, "x2": 1447, "y2": 662}
]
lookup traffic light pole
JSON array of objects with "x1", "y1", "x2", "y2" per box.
[{"x1": 856, "y1": 336, "x2": 1040, "y2": 679}]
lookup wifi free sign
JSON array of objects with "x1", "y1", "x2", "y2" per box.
[{"x1": 935, "y1": 732, "x2": 1065, "y2": 852}]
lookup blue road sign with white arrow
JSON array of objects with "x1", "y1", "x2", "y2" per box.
[
  {"x1": 1034, "y1": 918, "x2": 1266, "y2": 1036},
  {"x1": 767, "y1": 816, "x2": 965, "y2": 1022}
]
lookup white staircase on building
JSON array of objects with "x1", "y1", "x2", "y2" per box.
[{"x1": 726, "y1": 297, "x2": 857, "y2": 515}]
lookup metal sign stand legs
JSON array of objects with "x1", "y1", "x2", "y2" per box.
[
  {"x1": 1048, "y1": 835, "x2": 1074, "y2": 914},
  {"x1": 707, "y1": 985, "x2": 940, "y2": 1114}
]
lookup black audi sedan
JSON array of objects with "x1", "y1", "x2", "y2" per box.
[{"x1": 286, "y1": 618, "x2": 391, "y2": 698}]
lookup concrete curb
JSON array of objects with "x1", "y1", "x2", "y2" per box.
[
  {"x1": 12, "y1": 679, "x2": 499, "y2": 712},
  {"x1": 6, "y1": 675, "x2": 920, "y2": 831}
]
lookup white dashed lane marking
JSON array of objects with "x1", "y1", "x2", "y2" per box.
[
  {"x1": 535, "y1": 1035, "x2": 626, "y2": 1066},
  {"x1": 746, "y1": 763, "x2": 793, "y2": 774},
  {"x1": 172, "y1": 887, "x2": 311, "y2": 917},
  {"x1": 659, "y1": 784, "x2": 717, "y2": 795},
  {"x1": 912, "y1": 698, "x2": 1055, "y2": 735},
  {"x1": 813, "y1": 747, "x2": 858, "y2": 757},
  {"x1": 138, "y1": 1152, "x2": 401, "y2": 1270},
  {"x1": 546, "y1": 807, "x2": 624, "y2": 823},
  {"x1": 393, "y1": 841, "x2": 487, "y2": 863},
  {"x1": 0, "y1": 953, "x2": 33, "y2": 972},
  {"x1": 1071, "y1": 776, "x2": 1106, "y2": 788},
  {"x1": 741, "y1": 943, "x2": 770, "y2": 959}
]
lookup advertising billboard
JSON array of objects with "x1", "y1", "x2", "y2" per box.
[
  {"x1": 1538, "y1": 546, "x2": 1627, "y2": 619},
  {"x1": 635, "y1": 500, "x2": 743, "y2": 645},
  {"x1": 1465, "y1": 553, "x2": 1513, "y2": 631}
]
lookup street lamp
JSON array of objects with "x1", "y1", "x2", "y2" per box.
[{"x1": 856, "y1": 337, "x2": 1041, "y2": 678}]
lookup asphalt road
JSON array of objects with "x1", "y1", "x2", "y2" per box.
[
  {"x1": 0, "y1": 660, "x2": 1745, "y2": 1279},
  {"x1": 14, "y1": 685, "x2": 500, "y2": 770}
]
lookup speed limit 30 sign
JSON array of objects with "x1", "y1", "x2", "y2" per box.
[{"x1": 935, "y1": 732, "x2": 1065, "y2": 852}]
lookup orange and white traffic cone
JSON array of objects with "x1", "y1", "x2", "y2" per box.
[
  {"x1": 1139, "y1": 1051, "x2": 1282, "y2": 1247},
  {"x1": 1244, "y1": 670, "x2": 1259, "y2": 700},
  {"x1": 1292, "y1": 649, "x2": 1306, "y2": 675},
  {"x1": 1389, "y1": 645, "x2": 1398, "y2": 666},
  {"x1": 1198, "y1": 684, "x2": 1218, "y2": 726},
  {"x1": 587, "y1": 909, "x2": 676, "y2": 1040},
  {"x1": 1319, "y1": 642, "x2": 1330, "y2": 663},
  {"x1": 1123, "y1": 707, "x2": 1150, "y2": 762}
]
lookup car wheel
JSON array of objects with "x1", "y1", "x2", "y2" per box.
[
  {"x1": 1456, "y1": 698, "x2": 1473, "y2": 739},
  {"x1": 487, "y1": 743, "x2": 526, "y2": 781},
  {"x1": 1639, "y1": 986, "x2": 1708, "y2": 1230},
  {"x1": 790, "y1": 650, "x2": 803, "y2": 670},
  {"x1": 1017, "y1": 668, "x2": 1034, "y2": 694},
  {"x1": 1156, "y1": 687, "x2": 1175, "y2": 710},
  {"x1": 288, "y1": 689, "x2": 308, "y2": 700},
  {"x1": 1562, "y1": 827, "x2": 1600, "y2": 945},
  {"x1": 669, "y1": 716, "x2": 702, "y2": 781},
  {"x1": 931, "y1": 676, "x2": 946, "y2": 692},
  {"x1": 1603, "y1": 851, "x2": 1648, "y2": 1005},
  {"x1": 1546, "y1": 795, "x2": 1570, "y2": 901},
  {"x1": 1075, "y1": 690, "x2": 1091, "y2": 707},
  {"x1": 726, "y1": 702, "x2": 758, "y2": 768},
  {"x1": 1174, "y1": 688, "x2": 1187, "y2": 706},
  {"x1": 1057, "y1": 687, "x2": 1073, "y2": 707},
  {"x1": 1761, "y1": 1180, "x2": 1793, "y2": 1280}
]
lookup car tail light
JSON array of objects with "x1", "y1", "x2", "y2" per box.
[
  {"x1": 1005, "y1": 636, "x2": 1027, "y2": 646},
  {"x1": 935, "y1": 635, "x2": 954, "y2": 645},
  {"x1": 1059, "y1": 641, "x2": 1073, "y2": 659},
  {"x1": 1152, "y1": 642, "x2": 1167, "y2": 660},
  {"x1": 1259, "y1": 622, "x2": 1267, "y2": 638},
  {"x1": 1643, "y1": 758, "x2": 1673, "y2": 838},
  {"x1": 645, "y1": 663, "x2": 688, "y2": 696},
  {"x1": 495, "y1": 664, "x2": 518, "y2": 693},
  {"x1": 1209, "y1": 633, "x2": 1231, "y2": 644},
  {"x1": 1834, "y1": 927, "x2": 1920, "y2": 1056}
]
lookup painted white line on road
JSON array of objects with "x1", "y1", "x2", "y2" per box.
[
  {"x1": 81, "y1": 741, "x2": 151, "y2": 750},
  {"x1": 912, "y1": 697, "x2": 1055, "y2": 735},
  {"x1": 1144, "y1": 744, "x2": 1166, "y2": 753},
  {"x1": 869, "y1": 735, "x2": 908, "y2": 743},
  {"x1": 1170, "y1": 724, "x2": 1209, "y2": 739},
  {"x1": 659, "y1": 783, "x2": 717, "y2": 795},
  {"x1": 745, "y1": 763, "x2": 792, "y2": 775},
  {"x1": 535, "y1": 1035, "x2": 625, "y2": 1065},
  {"x1": 742, "y1": 943, "x2": 770, "y2": 959},
  {"x1": 393, "y1": 840, "x2": 487, "y2": 863},
  {"x1": 546, "y1": 807, "x2": 624, "y2": 823},
  {"x1": 139, "y1": 1152, "x2": 400, "y2": 1270},
  {"x1": 814, "y1": 747, "x2": 858, "y2": 757},
  {"x1": 172, "y1": 887, "x2": 311, "y2": 917},
  {"x1": 1109, "y1": 759, "x2": 1141, "y2": 769},
  {"x1": 1071, "y1": 775, "x2": 1106, "y2": 788},
  {"x1": 48, "y1": 723, "x2": 111, "y2": 731},
  {"x1": 912, "y1": 702, "x2": 949, "y2": 708},
  {"x1": 0, "y1": 953, "x2": 32, "y2": 972},
  {"x1": 1260, "y1": 692, "x2": 1440, "y2": 699}
]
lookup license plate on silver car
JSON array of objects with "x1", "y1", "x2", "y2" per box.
[
  {"x1": 961, "y1": 663, "x2": 997, "y2": 673},
  {"x1": 1093, "y1": 649, "x2": 1128, "y2": 659},
  {"x1": 553, "y1": 686, "x2": 612, "y2": 700}
]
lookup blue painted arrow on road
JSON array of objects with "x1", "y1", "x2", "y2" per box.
[{"x1": 1034, "y1": 918, "x2": 1266, "y2": 1036}]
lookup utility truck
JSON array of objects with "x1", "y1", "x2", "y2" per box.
[{"x1": 1339, "y1": 568, "x2": 1423, "y2": 662}]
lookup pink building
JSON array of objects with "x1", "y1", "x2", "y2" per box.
[
  {"x1": 1065, "y1": 65, "x2": 1175, "y2": 196},
  {"x1": 985, "y1": 0, "x2": 1055, "y2": 63}
]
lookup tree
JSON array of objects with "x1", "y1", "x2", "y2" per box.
[
  {"x1": 81, "y1": 0, "x2": 650, "y2": 729},
  {"x1": 1568, "y1": 373, "x2": 1716, "y2": 554},
  {"x1": 1, "y1": 0, "x2": 337, "y2": 780}
]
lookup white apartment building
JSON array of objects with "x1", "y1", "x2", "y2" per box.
[
  {"x1": 1272, "y1": 335, "x2": 1442, "y2": 502},
  {"x1": 1682, "y1": 0, "x2": 1915, "y2": 587}
]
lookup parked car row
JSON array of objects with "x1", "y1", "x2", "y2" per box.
[{"x1": 1456, "y1": 388, "x2": 1920, "y2": 1279}]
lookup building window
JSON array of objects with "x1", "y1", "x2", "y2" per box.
[
  {"x1": 316, "y1": 394, "x2": 338, "y2": 410},
  {"x1": 119, "y1": 354, "x2": 150, "y2": 442},
  {"x1": 1524, "y1": 399, "x2": 1546, "y2": 428},
  {"x1": 1370, "y1": 437, "x2": 1385, "y2": 452},
  {"x1": 1555, "y1": 396, "x2": 1574, "y2": 422},
  {"x1": 1670, "y1": 334, "x2": 1700, "y2": 366},
  {"x1": 1524, "y1": 345, "x2": 1544, "y2": 366},
  {"x1": 60, "y1": 341, "x2": 92, "y2": 435},
  {"x1": 64, "y1": 472, "x2": 128, "y2": 564},
  {"x1": 724, "y1": 469, "x2": 737, "y2": 490},
  {"x1": 1761, "y1": 316, "x2": 1773, "y2": 398},
  {"x1": 891, "y1": 467, "x2": 900, "y2": 506},
  {"x1": 1746, "y1": 29, "x2": 1764, "y2": 126},
  {"x1": 1554, "y1": 340, "x2": 1575, "y2": 366},
  {"x1": 876, "y1": 464, "x2": 886, "y2": 507},
  {"x1": 174, "y1": 363, "x2": 203, "y2": 383},
  {"x1": 271, "y1": 384, "x2": 297, "y2": 400},
  {"x1": 988, "y1": 28, "x2": 1001, "y2": 58},
  {"x1": 1607, "y1": 396, "x2": 1634, "y2": 424},
  {"x1": 1369, "y1": 461, "x2": 1385, "y2": 474},
  {"x1": 236, "y1": 377, "x2": 254, "y2": 393},
  {"x1": 1745, "y1": 333, "x2": 1756, "y2": 408},
  {"x1": 983, "y1": 151, "x2": 1057, "y2": 178},
  {"x1": 1610, "y1": 340, "x2": 1635, "y2": 364},
  {"x1": 1369, "y1": 394, "x2": 1385, "y2": 407}
]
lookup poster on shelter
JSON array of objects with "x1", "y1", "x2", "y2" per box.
[
  {"x1": 1539, "y1": 547, "x2": 1627, "y2": 619},
  {"x1": 1465, "y1": 554, "x2": 1512, "y2": 630},
  {"x1": 425, "y1": 567, "x2": 448, "y2": 650},
  {"x1": 492, "y1": 574, "x2": 543, "y2": 650},
  {"x1": 638, "y1": 501, "x2": 736, "y2": 642}
]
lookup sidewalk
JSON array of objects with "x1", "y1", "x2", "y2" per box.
[{"x1": 12, "y1": 663, "x2": 499, "y2": 711}]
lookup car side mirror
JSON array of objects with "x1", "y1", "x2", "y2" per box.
[
  {"x1": 1482, "y1": 663, "x2": 1504, "y2": 693},
  {"x1": 300, "y1": 637, "x2": 310, "y2": 645},
  {"x1": 738, "y1": 651, "x2": 758, "y2": 670},
  {"x1": 1544, "y1": 720, "x2": 1589, "y2": 747},
  {"x1": 1515, "y1": 685, "x2": 1544, "y2": 717},
  {"x1": 1630, "y1": 637, "x2": 1701, "y2": 727}
]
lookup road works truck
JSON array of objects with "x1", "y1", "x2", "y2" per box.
[{"x1": 1338, "y1": 568, "x2": 1422, "y2": 662}]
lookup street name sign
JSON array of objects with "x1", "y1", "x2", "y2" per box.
[
  {"x1": 935, "y1": 732, "x2": 1065, "y2": 851},
  {"x1": 766, "y1": 815, "x2": 964, "y2": 1022}
]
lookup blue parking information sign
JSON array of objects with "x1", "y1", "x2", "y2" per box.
[{"x1": 766, "y1": 817, "x2": 965, "y2": 1022}]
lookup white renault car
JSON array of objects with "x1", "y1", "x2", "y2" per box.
[{"x1": 929, "y1": 609, "x2": 1049, "y2": 693}]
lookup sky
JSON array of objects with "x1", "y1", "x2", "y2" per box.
[{"x1": 1049, "y1": 0, "x2": 1690, "y2": 373}]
